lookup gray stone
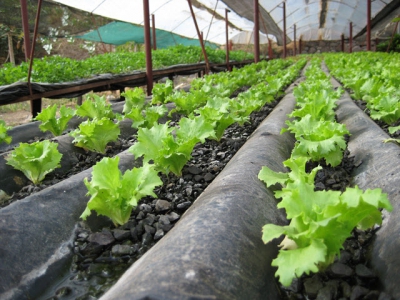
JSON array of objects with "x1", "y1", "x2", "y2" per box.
[
  {"x1": 144, "y1": 224, "x2": 156, "y2": 235},
  {"x1": 112, "y1": 229, "x2": 131, "y2": 241},
  {"x1": 87, "y1": 231, "x2": 115, "y2": 246},
  {"x1": 155, "y1": 199, "x2": 171, "y2": 212},
  {"x1": 187, "y1": 166, "x2": 202, "y2": 175},
  {"x1": 143, "y1": 214, "x2": 155, "y2": 225},
  {"x1": 316, "y1": 285, "x2": 335, "y2": 300},
  {"x1": 329, "y1": 262, "x2": 354, "y2": 278},
  {"x1": 167, "y1": 211, "x2": 180, "y2": 222},
  {"x1": 177, "y1": 201, "x2": 191, "y2": 209},
  {"x1": 355, "y1": 264, "x2": 376, "y2": 278},
  {"x1": 304, "y1": 275, "x2": 324, "y2": 298},
  {"x1": 204, "y1": 173, "x2": 215, "y2": 182},
  {"x1": 154, "y1": 229, "x2": 164, "y2": 240},
  {"x1": 159, "y1": 215, "x2": 170, "y2": 225},
  {"x1": 350, "y1": 285, "x2": 369, "y2": 300},
  {"x1": 111, "y1": 244, "x2": 132, "y2": 256}
]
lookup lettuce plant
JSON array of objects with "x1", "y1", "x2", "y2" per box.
[
  {"x1": 81, "y1": 157, "x2": 162, "y2": 226},
  {"x1": 129, "y1": 116, "x2": 215, "y2": 176},
  {"x1": 258, "y1": 157, "x2": 392, "y2": 287},
  {"x1": 76, "y1": 94, "x2": 120, "y2": 120},
  {"x1": 151, "y1": 79, "x2": 174, "y2": 105},
  {"x1": 34, "y1": 104, "x2": 76, "y2": 136},
  {"x1": 0, "y1": 120, "x2": 12, "y2": 145},
  {"x1": 6, "y1": 140, "x2": 62, "y2": 184},
  {"x1": 70, "y1": 117, "x2": 120, "y2": 154}
]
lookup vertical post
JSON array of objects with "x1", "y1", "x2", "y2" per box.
[
  {"x1": 293, "y1": 24, "x2": 297, "y2": 56},
  {"x1": 225, "y1": 8, "x2": 230, "y2": 71},
  {"x1": 341, "y1": 34, "x2": 344, "y2": 52},
  {"x1": 151, "y1": 14, "x2": 157, "y2": 50},
  {"x1": 143, "y1": 0, "x2": 153, "y2": 95},
  {"x1": 27, "y1": 0, "x2": 43, "y2": 118},
  {"x1": 77, "y1": 96, "x2": 83, "y2": 106},
  {"x1": 254, "y1": 0, "x2": 260, "y2": 63},
  {"x1": 299, "y1": 37, "x2": 302, "y2": 54},
  {"x1": 187, "y1": 0, "x2": 210, "y2": 74},
  {"x1": 349, "y1": 22, "x2": 353, "y2": 53},
  {"x1": 20, "y1": 0, "x2": 31, "y2": 61},
  {"x1": 7, "y1": 32, "x2": 15, "y2": 65},
  {"x1": 367, "y1": 0, "x2": 371, "y2": 51},
  {"x1": 283, "y1": 1, "x2": 287, "y2": 58},
  {"x1": 268, "y1": 39, "x2": 273, "y2": 59}
]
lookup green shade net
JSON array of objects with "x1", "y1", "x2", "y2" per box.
[{"x1": 75, "y1": 21, "x2": 218, "y2": 49}]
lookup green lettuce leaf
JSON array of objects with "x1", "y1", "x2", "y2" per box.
[
  {"x1": 0, "y1": 120, "x2": 12, "y2": 145},
  {"x1": 70, "y1": 117, "x2": 120, "y2": 154},
  {"x1": 6, "y1": 140, "x2": 62, "y2": 184},
  {"x1": 81, "y1": 157, "x2": 162, "y2": 226},
  {"x1": 35, "y1": 104, "x2": 76, "y2": 136}
]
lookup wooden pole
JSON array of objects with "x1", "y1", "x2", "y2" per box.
[
  {"x1": 20, "y1": 0, "x2": 31, "y2": 61},
  {"x1": 187, "y1": 0, "x2": 210, "y2": 74},
  {"x1": 293, "y1": 24, "x2": 297, "y2": 56},
  {"x1": 283, "y1": 1, "x2": 287, "y2": 58},
  {"x1": 341, "y1": 34, "x2": 344, "y2": 52},
  {"x1": 225, "y1": 8, "x2": 230, "y2": 71},
  {"x1": 349, "y1": 22, "x2": 353, "y2": 53},
  {"x1": 143, "y1": 0, "x2": 153, "y2": 95},
  {"x1": 152, "y1": 14, "x2": 157, "y2": 50},
  {"x1": 254, "y1": 0, "x2": 260, "y2": 63},
  {"x1": 367, "y1": 0, "x2": 371, "y2": 51},
  {"x1": 7, "y1": 32, "x2": 15, "y2": 65}
]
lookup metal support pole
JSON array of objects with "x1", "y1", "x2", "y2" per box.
[
  {"x1": 268, "y1": 39, "x2": 273, "y2": 59},
  {"x1": 367, "y1": 0, "x2": 371, "y2": 51},
  {"x1": 143, "y1": 0, "x2": 153, "y2": 95},
  {"x1": 187, "y1": 0, "x2": 210, "y2": 74},
  {"x1": 27, "y1": 0, "x2": 43, "y2": 118},
  {"x1": 341, "y1": 34, "x2": 344, "y2": 52},
  {"x1": 151, "y1": 14, "x2": 157, "y2": 50},
  {"x1": 283, "y1": 1, "x2": 287, "y2": 58},
  {"x1": 293, "y1": 24, "x2": 297, "y2": 56},
  {"x1": 254, "y1": 0, "x2": 260, "y2": 63},
  {"x1": 299, "y1": 37, "x2": 302, "y2": 54},
  {"x1": 225, "y1": 8, "x2": 230, "y2": 71},
  {"x1": 20, "y1": 0, "x2": 31, "y2": 62},
  {"x1": 349, "y1": 22, "x2": 353, "y2": 53}
]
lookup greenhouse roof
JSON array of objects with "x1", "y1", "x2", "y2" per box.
[{"x1": 51, "y1": 0, "x2": 400, "y2": 45}]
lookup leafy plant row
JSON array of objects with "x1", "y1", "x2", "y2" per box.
[
  {"x1": 0, "y1": 45, "x2": 253, "y2": 86},
  {"x1": 82, "y1": 58, "x2": 307, "y2": 226},
  {"x1": 258, "y1": 58, "x2": 392, "y2": 287},
  {"x1": 1, "y1": 58, "x2": 306, "y2": 221},
  {"x1": 325, "y1": 52, "x2": 400, "y2": 134}
]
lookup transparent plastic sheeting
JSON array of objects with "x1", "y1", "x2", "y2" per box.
[
  {"x1": 53, "y1": 0, "x2": 276, "y2": 45},
  {"x1": 53, "y1": 0, "x2": 392, "y2": 44},
  {"x1": 260, "y1": 0, "x2": 388, "y2": 40}
]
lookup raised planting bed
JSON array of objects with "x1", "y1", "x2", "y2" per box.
[{"x1": 1, "y1": 59, "x2": 398, "y2": 300}]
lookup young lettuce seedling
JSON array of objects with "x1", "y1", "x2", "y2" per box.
[
  {"x1": 6, "y1": 140, "x2": 63, "y2": 185},
  {"x1": 34, "y1": 104, "x2": 76, "y2": 136},
  {"x1": 0, "y1": 120, "x2": 12, "y2": 145},
  {"x1": 81, "y1": 157, "x2": 162, "y2": 226}
]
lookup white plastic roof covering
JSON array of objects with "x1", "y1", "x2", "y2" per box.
[{"x1": 51, "y1": 0, "x2": 398, "y2": 45}]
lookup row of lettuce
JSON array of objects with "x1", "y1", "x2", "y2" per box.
[
  {"x1": 0, "y1": 45, "x2": 253, "y2": 86},
  {"x1": 258, "y1": 58, "x2": 393, "y2": 287},
  {"x1": 325, "y1": 52, "x2": 400, "y2": 139},
  {"x1": 1, "y1": 57, "x2": 306, "y2": 225}
]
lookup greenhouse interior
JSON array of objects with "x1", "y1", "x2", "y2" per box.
[{"x1": 1, "y1": 0, "x2": 400, "y2": 299}]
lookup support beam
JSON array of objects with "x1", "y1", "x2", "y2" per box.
[
  {"x1": 341, "y1": 34, "x2": 345, "y2": 52},
  {"x1": 349, "y1": 22, "x2": 353, "y2": 53},
  {"x1": 143, "y1": 0, "x2": 153, "y2": 95},
  {"x1": 283, "y1": 1, "x2": 287, "y2": 58},
  {"x1": 27, "y1": 0, "x2": 43, "y2": 118},
  {"x1": 151, "y1": 14, "x2": 156, "y2": 50},
  {"x1": 254, "y1": 0, "x2": 260, "y2": 63},
  {"x1": 225, "y1": 8, "x2": 230, "y2": 71},
  {"x1": 7, "y1": 32, "x2": 15, "y2": 65},
  {"x1": 299, "y1": 37, "x2": 302, "y2": 54},
  {"x1": 188, "y1": 0, "x2": 210, "y2": 74},
  {"x1": 367, "y1": 0, "x2": 371, "y2": 51},
  {"x1": 293, "y1": 24, "x2": 297, "y2": 56},
  {"x1": 20, "y1": 0, "x2": 31, "y2": 62}
]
